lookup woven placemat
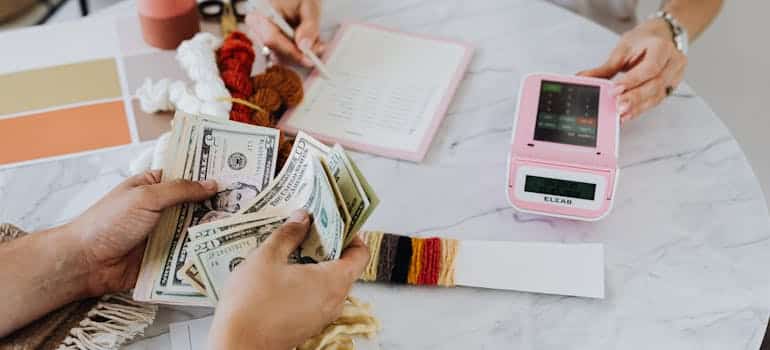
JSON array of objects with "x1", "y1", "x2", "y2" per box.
[{"x1": 0, "y1": 224, "x2": 157, "y2": 350}]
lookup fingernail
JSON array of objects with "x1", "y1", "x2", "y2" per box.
[
  {"x1": 316, "y1": 43, "x2": 326, "y2": 54},
  {"x1": 617, "y1": 101, "x2": 630, "y2": 114},
  {"x1": 298, "y1": 38, "x2": 312, "y2": 51},
  {"x1": 288, "y1": 209, "x2": 308, "y2": 223},
  {"x1": 200, "y1": 180, "x2": 218, "y2": 191},
  {"x1": 613, "y1": 85, "x2": 626, "y2": 96},
  {"x1": 302, "y1": 56, "x2": 314, "y2": 67},
  {"x1": 621, "y1": 113, "x2": 633, "y2": 121}
]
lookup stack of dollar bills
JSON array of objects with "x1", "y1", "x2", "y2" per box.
[{"x1": 133, "y1": 113, "x2": 378, "y2": 306}]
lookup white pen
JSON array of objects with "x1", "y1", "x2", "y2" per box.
[{"x1": 249, "y1": 0, "x2": 332, "y2": 79}]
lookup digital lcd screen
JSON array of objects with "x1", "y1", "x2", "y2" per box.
[
  {"x1": 534, "y1": 80, "x2": 600, "y2": 147},
  {"x1": 524, "y1": 175, "x2": 596, "y2": 201}
]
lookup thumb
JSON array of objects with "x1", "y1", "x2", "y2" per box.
[
  {"x1": 323, "y1": 235, "x2": 370, "y2": 285},
  {"x1": 615, "y1": 47, "x2": 667, "y2": 91},
  {"x1": 261, "y1": 210, "x2": 311, "y2": 261},
  {"x1": 294, "y1": 1, "x2": 321, "y2": 53},
  {"x1": 578, "y1": 47, "x2": 627, "y2": 79},
  {"x1": 142, "y1": 179, "x2": 218, "y2": 210}
]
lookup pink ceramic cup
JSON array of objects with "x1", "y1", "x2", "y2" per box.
[{"x1": 138, "y1": 0, "x2": 200, "y2": 49}]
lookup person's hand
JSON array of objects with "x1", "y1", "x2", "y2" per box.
[
  {"x1": 579, "y1": 18, "x2": 687, "y2": 121},
  {"x1": 209, "y1": 210, "x2": 370, "y2": 350},
  {"x1": 66, "y1": 170, "x2": 217, "y2": 296},
  {"x1": 246, "y1": 0, "x2": 324, "y2": 67}
]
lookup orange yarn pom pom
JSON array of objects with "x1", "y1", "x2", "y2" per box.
[
  {"x1": 266, "y1": 66, "x2": 304, "y2": 108},
  {"x1": 252, "y1": 87, "x2": 283, "y2": 113}
]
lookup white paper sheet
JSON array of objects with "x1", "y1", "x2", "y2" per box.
[
  {"x1": 169, "y1": 316, "x2": 380, "y2": 350},
  {"x1": 455, "y1": 240, "x2": 605, "y2": 298},
  {"x1": 282, "y1": 24, "x2": 470, "y2": 160},
  {"x1": 169, "y1": 316, "x2": 213, "y2": 350}
]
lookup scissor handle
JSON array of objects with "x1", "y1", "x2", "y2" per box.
[
  {"x1": 198, "y1": 0, "x2": 249, "y2": 22},
  {"x1": 198, "y1": 0, "x2": 224, "y2": 20},
  {"x1": 232, "y1": 0, "x2": 250, "y2": 21}
]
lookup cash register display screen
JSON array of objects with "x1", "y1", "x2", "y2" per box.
[
  {"x1": 534, "y1": 80, "x2": 600, "y2": 147},
  {"x1": 524, "y1": 175, "x2": 596, "y2": 201}
]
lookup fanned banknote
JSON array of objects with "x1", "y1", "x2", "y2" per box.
[
  {"x1": 133, "y1": 113, "x2": 280, "y2": 305},
  {"x1": 189, "y1": 213, "x2": 293, "y2": 303},
  {"x1": 327, "y1": 144, "x2": 379, "y2": 246},
  {"x1": 239, "y1": 132, "x2": 349, "y2": 263},
  {"x1": 134, "y1": 115, "x2": 379, "y2": 306},
  {"x1": 184, "y1": 134, "x2": 380, "y2": 303}
]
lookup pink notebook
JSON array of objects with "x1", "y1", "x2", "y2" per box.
[{"x1": 278, "y1": 22, "x2": 474, "y2": 162}]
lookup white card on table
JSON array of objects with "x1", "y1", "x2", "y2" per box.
[{"x1": 455, "y1": 240, "x2": 605, "y2": 298}]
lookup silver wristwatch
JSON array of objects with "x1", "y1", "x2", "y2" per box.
[{"x1": 649, "y1": 10, "x2": 689, "y2": 55}]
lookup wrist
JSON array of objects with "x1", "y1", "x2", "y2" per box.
[
  {"x1": 644, "y1": 17, "x2": 675, "y2": 40},
  {"x1": 58, "y1": 222, "x2": 115, "y2": 297},
  {"x1": 209, "y1": 311, "x2": 291, "y2": 350},
  {"x1": 43, "y1": 225, "x2": 93, "y2": 300},
  {"x1": 648, "y1": 10, "x2": 689, "y2": 54}
]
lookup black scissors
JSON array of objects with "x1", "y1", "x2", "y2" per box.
[{"x1": 198, "y1": 0, "x2": 251, "y2": 22}]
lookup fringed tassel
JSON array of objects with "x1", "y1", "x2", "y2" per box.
[
  {"x1": 296, "y1": 296, "x2": 380, "y2": 350},
  {"x1": 56, "y1": 293, "x2": 157, "y2": 350}
]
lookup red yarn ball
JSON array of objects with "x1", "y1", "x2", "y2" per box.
[
  {"x1": 218, "y1": 58, "x2": 252, "y2": 77},
  {"x1": 225, "y1": 31, "x2": 253, "y2": 46},
  {"x1": 221, "y1": 70, "x2": 254, "y2": 96},
  {"x1": 217, "y1": 40, "x2": 255, "y2": 63}
]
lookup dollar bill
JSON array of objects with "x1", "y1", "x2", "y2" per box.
[
  {"x1": 345, "y1": 148, "x2": 379, "y2": 219},
  {"x1": 239, "y1": 132, "x2": 347, "y2": 263},
  {"x1": 136, "y1": 122, "x2": 380, "y2": 306},
  {"x1": 134, "y1": 113, "x2": 280, "y2": 305},
  {"x1": 178, "y1": 259, "x2": 207, "y2": 296},
  {"x1": 326, "y1": 144, "x2": 378, "y2": 245},
  {"x1": 189, "y1": 140, "x2": 381, "y2": 302},
  {"x1": 179, "y1": 208, "x2": 287, "y2": 297},
  {"x1": 190, "y1": 215, "x2": 292, "y2": 303},
  {"x1": 319, "y1": 158, "x2": 352, "y2": 243},
  {"x1": 164, "y1": 120, "x2": 280, "y2": 295}
]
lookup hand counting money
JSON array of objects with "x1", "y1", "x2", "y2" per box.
[{"x1": 133, "y1": 112, "x2": 379, "y2": 306}]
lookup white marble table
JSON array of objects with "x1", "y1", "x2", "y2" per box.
[{"x1": 2, "y1": 0, "x2": 770, "y2": 349}]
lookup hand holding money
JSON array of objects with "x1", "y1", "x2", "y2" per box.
[
  {"x1": 208, "y1": 209, "x2": 370, "y2": 350},
  {"x1": 133, "y1": 112, "x2": 379, "y2": 305},
  {"x1": 68, "y1": 169, "x2": 217, "y2": 297}
]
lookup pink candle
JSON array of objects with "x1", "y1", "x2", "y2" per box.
[{"x1": 138, "y1": 0, "x2": 200, "y2": 49}]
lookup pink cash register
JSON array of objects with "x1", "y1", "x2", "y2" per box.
[{"x1": 507, "y1": 73, "x2": 620, "y2": 221}]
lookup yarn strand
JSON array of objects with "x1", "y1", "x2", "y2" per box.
[{"x1": 221, "y1": 97, "x2": 267, "y2": 114}]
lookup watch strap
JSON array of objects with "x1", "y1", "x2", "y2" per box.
[{"x1": 649, "y1": 10, "x2": 689, "y2": 55}]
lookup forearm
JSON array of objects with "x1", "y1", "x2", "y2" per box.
[
  {"x1": 0, "y1": 225, "x2": 90, "y2": 337},
  {"x1": 662, "y1": 0, "x2": 723, "y2": 41}
]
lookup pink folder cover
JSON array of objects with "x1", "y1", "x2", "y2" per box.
[{"x1": 277, "y1": 22, "x2": 474, "y2": 162}]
